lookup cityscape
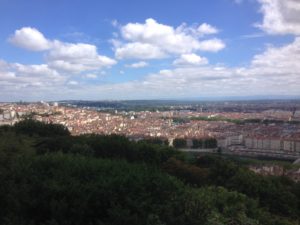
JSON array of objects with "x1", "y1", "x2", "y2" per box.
[
  {"x1": 1, "y1": 100, "x2": 300, "y2": 159},
  {"x1": 1, "y1": 0, "x2": 300, "y2": 224}
]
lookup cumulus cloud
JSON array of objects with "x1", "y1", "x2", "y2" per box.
[
  {"x1": 115, "y1": 42, "x2": 166, "y2": 59},
  {"x1": 9, "y1": 27, "x2": 51, "y2": 51},
  {"x1": 9, "y1": 27, "x2": 116, "y2": 74},
  {"x1": 48, "y1": 42, "x2": 99, "y2": 60},
  {"x1": 126, "y1": 61, "x2": 148, "y2": 68},
  {"x1": 0, "y1": 60, "x2": 66, "y2": 91},
  {"x1": 197, "y1": 23, "x2": 219, "y2": 36},
  {"x1": 114, "y1": 18, "x2": 225, "y2": 60},
  {"x1": 0, "y1": 58, "x2": 93, "y2": 101},
  {"x1": 81, "y1": 37, "x2": 300, "y2": 99},
  {"x1": 2, "y1": 35, "x2": 300, "y2": 100},
  {"x1": 256, "y1": 0, "x2": 300, "y2": 35},
  {"x1": 84, "y1": 73, "x2": 98, "y2": 79},
  {"x1": 14, "y1": 63, "x2": 52, "y2": 75},
  {"x1": 3, "y1": 17, "x2": 300, "y2": 100},
  {"x1": 173, "y1": 53, "x2": 208, "y2": 66},
  {"x1": 197, "y1": 38, "x2": 225, "y2": 52},
  {"x1": 2, "y1": 27, "x2": 118, "y2": 100},
  {"x1": 48, "y1": 41, "x2": 116, "y2": 73},
  {"x1": 2, "y1": 27, "x2": 118, "y2": 99},
  {"x1": 249, "y1": 37, "x2": 300, "y2": 76}
]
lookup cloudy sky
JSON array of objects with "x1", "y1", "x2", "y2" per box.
[{"x1": 0, "y1": 0, "x2": 300, "y2": 101}]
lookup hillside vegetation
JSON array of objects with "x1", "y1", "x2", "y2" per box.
[{"x1": 0, "y1": 120, "x2": 299, "y2": 225}]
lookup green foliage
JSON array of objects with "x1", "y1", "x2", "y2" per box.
[
  {"x1": 0, "y1": 131, "x2": 35, "y2": 167},
  {"x1": 198, "y1": 187, "x2": 260, "y2": 225},
  {"x1": 1, "y1": 154, "x2": 181, "y2": 224},
  {"x1": 0, "y1": 121, "x2": 299, "y2": 225},
  {"x1": 0, "y1": 153, "x2": 265, "y2": 225},
  {"x1": 195, "y1": 156, "x2": 300, "y2": 219},
  {"x1": 192, "y1": 138, "x2": 217, "y2": 149},
  {"x1": 13, "y1": 119, "x2": 70, "y2": 137},
  {"x1": 172, "y1": 117, "x2": 190, "y2": 124},
  {"x1": 34, "y1": 134, "x2": 182, "y2": 165},
  {"x1": 0, "y1": 124, "x2": 13, "y2": 132},
  {"x1": 162, "y1": 158, "x2": 209, "y2": 186},
  {"x1": 173, "y1": 138, "x2": 187, "y2": 148},
  {"x1": 138, "y1": 138, "x2": 169, "y2": 146},
  {"x1": 69, "y1": 143, "x2": 94, "y2": 156}
]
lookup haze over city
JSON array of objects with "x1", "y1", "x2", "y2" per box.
[{"x1": 1, "y1": 0, "x2": 300, "y2": 101}]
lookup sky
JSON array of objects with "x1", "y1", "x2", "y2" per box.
[{"x1": 0, "y1": 0, "x2": 300, "y2": 101}]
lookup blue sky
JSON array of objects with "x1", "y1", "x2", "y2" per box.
[{"x1": 0, "y1": 0, "x2": 300, "y2": 101}]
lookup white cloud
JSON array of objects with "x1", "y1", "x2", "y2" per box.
[
  {"x1": 2, "y1": 27, "x2": 119, "y2": 100},
  {"x1": 2, "y1": 33, "x2": 300, "y2": 100},
  {"x1": 121, "y1": 18, "x2": 174, "y2": 42},
  {"x1": 67, "y1": 80, "x2": 79, "y2": 86},
  {"x1": 3, "y1": 18, "x2": 300, "y2": 100},
  {"x1": 125, "y1": 61, "x2": 148, "y2": 68},
  {"x1": 13, "y1": 63, "x2": 60, "y2": 77},
  {"x1": 80, "y1": 37, "x2": 300, "y2": 99},
  {"x1": 114, "y1": 18, "x2": 225, "y2": 59},
  {"x1": 3, "y1": 36, "x2": 300, "y2": 100},
  {"x1": 197, "y1": 23, "x2": 219, "y2": 35},
  {"x1": 9, "y1": 27, "x2": 117, "y2": 74},
  {"x1": 0, "y1": 71, "x2": 16, "y2": 80},
  {"x1": 115, "y1": 42, "x2": 166, "y2": 59},
  {"x1": 48, "y1": 41, "x2": 116, "y2": 73},
  {"x1": 47, "y1": 60, "x2": 88, "y2": 73},
  {"x1": 0, "y1": 59, "x2": 66, "y2": 91},
  {"x1": 173, "y1": 53, "x2": 208, "y2": 66},
  {"x1": 9, "y1": 27, "x2": 51, "y2": 51},
  {"x1": 256, "y1": 0, "x2": 300, "y2": 35},
  {"x1": 249, "y1": 37, "x2": 300, "y2": 75},
  {"x1": 48, "y1": 42, "x2": 99, "y2": 60},
  {"x1": 0, "y1": 59, "x2": 94, "y2": 101},
  {"x1": 0, "y1": 59, "x2": 11, "y2": 71},
  {"x1": 198, "y1": 38, "x2": 225, "y2": 52},
  {"x1": 84, "y1": 73, "x2": 98, "y2": 79}
]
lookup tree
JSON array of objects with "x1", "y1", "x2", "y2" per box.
[
  {"x1": 173, "y1": 138, "x2": 187, "y2": 148},
  {"x1": 14, "y1": 119, "x2": 70, "y2": 137}
]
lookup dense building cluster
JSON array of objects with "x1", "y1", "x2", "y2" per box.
[
  {"x1": 1, "y1": 102, "x2": 300, "y2": 158},
  {"x1": 216, "y1": 123, "x2": 300, "y2": 158}
]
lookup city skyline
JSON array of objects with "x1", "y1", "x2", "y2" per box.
[{"x1": 1, "y1": 0, "x2": 300, "y2": 101}]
